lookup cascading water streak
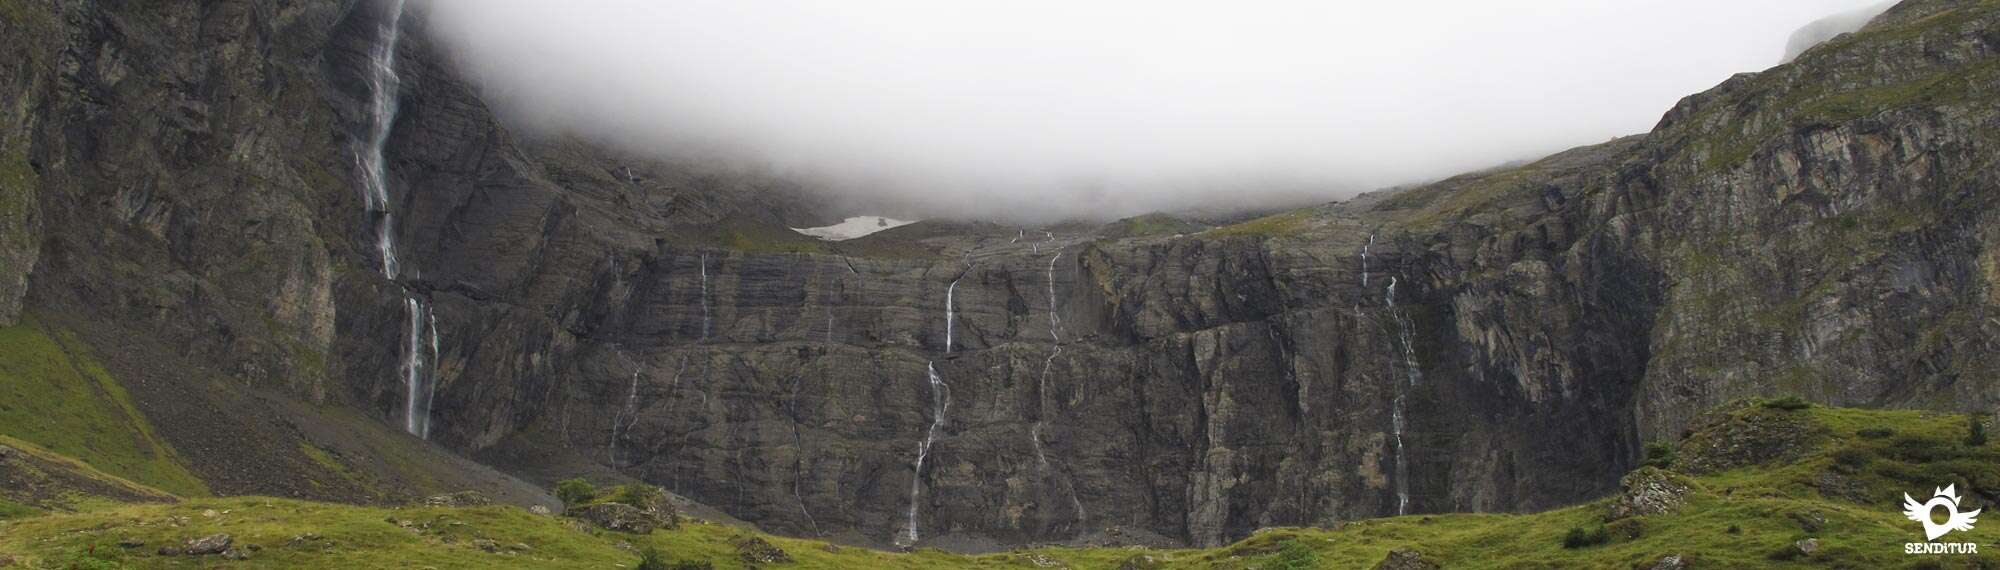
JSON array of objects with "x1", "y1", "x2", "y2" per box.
[
  {"x1": 944, "y1": 278, "x2": 958, "y2": 353},
  {"x1": 355, "y1": 0, "x2": 441, "y2": 439},
  {"x1": 902, "y1": 362, "x2": 951, "y2": 546},
  {"x1": 1384, "y1": 276, "x2": 1422, "y2": 514},
  {"x1": 699, "y1": 253, "x2": 712, "y2": 342}
]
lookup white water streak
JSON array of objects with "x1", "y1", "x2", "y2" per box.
[
  {"x1": 902, "y1": 362, "x2": 951, "y2": 546},
  {"x1": 699, "y1": 253, "x2": 712, "y2": 342}
]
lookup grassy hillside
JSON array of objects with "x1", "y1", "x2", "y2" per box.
[
  {"x1": 0, "y1": 402, "x2": 1991, "y2": 568},
  {"x1": 0, "y1": 317, "x2": 208, "y2": 497}
]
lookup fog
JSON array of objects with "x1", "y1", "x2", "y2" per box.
[{"x1": 419, "y1": 0, "x2": 1888, "y2": 222}]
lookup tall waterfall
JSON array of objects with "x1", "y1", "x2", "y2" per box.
[
  {"x1": 1384, "y1": 276, "x2": 1423, "y2": 515},
  {"x1": 1360, "y1": 233, "x2": 1374, "y2": 287},
  {"x1": 901, "y1": 361, "x2": 951, "y2": 546},
  {"x1": 355, "y1": 0, "x2": 440, "y2": 439},
  {"x1": 698, "y1": 253, "x2": 712, "y2": 342},
  {"x1": 944, "y1": 278, "x2": 959, "y2": 353}
]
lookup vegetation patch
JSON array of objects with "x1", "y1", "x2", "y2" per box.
[{"x1": 0, "y1": 317, "x2": 208, "y2": 496}]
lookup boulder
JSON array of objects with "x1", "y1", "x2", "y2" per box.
[
  {"x1": 1794, "y1": 538, "x2": 1820, "y2": 557},
  {"x1": 158, "y1": 533, "x2": 232, "y2": 556},
  {"x1": 1608, "y1": 467, "x2": 1696, "y2": 520},
  {"x1": 569, "y1": 503, "x2": 661, "y2": 534},
  {"x1": 424, "y1": 491, "x2": 494, "y2": 507},
  {"x1": 1372, "y1": 547, "x2": 1440, "y2": 570},
  {"x1": 1646, "y1": 554, "x2": 1688, "y2": 570},
  {"x1": 731, "y1": 535, "x2": 793, "y2": 564}
]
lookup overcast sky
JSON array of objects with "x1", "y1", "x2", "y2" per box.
[{"x1": 419, "y1": 0, "x2": 1889, "y2": 221}]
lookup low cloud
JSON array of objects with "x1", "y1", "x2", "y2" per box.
[{"x1": 419, "y1": 0, "x2": 1885, "y2": 222}]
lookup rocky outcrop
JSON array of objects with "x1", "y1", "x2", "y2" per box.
[
  {"x1": 568, "y1": 503, "x2": 664, "y2": 534},
  {"x1": 1607, "y1": 468, "x2": 1696, "y2": 520},
  {"x1": 3, "y1": 0, "x2": 1998, "y2": 554}
]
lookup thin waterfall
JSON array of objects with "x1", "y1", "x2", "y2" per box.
[
  {"x1": 1029, "y1": 249, "x2": 1084, "y2": 529},
  {"x1": 699, "y1": 253, "x2": 712, "y2": 342},
  {"x1": 354, "y1": 0, "x2": 440, "y2": 439},
  {"x1": 1385, "y1": 276, "x2": 1423, "y2": 514},
  {"x1": 609, "y1": 355, "x2": 642, "y2": 465},
  {"x1": 944, "y1": 278, "x2": 959, "y2": 353},
  {"x1": 901, "y1": 362, "x2": 951, "y2": 546},
  {"x1": 1361, "y1": 233, "x2": 1374, "y2": 287}
]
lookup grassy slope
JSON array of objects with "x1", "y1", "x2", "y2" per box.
[
  {"x1": 1, "y1": 404, "x2": 1992, "y2": 568},
  {"x1": 0, "y1": 317, "x2": 208, "y2": 497}
]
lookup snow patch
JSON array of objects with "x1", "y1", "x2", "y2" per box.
[{"x1": 792, "y1": 216, "x2": 916, "y2": 241}]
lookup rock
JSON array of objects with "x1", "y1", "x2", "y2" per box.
[
  {"x1": 160, "y1": 534, "x2": 232, "y2": 556},
  {"x1": 1372, "y1": 547, "x2": 1440, "y2": 570},
  {"x1": 507, "y1": 542, "x2": 532, "y2": 552},
  {"x1": 528, "y1": 505, "x2": 552, "y2": 516},
  {"x1": 472, "y1": 539, "x2": 499, "y2": 553},
  {"x1": 285, "y1": 533, "x2": 323, "y2": 548},
  {"x1": 0, "y1": 445, "x2": 17, "y2": 461},
  {"x1": 1646, "y1": 554, "x2": 1688, "y2": 570},
  {"x1": 222, "y1": 548, "x2": 252, "y2": 560},
  {"x1": 1022, "y1": 552, "x2": 1067, "y2": 568},
  {"x1": 569, "y1": 503, "x2": 661, "y2": 534},
  {"x1": 117, "y1": 537, "x2": 145, "y2": 548},
  {"x1": 1116, "y1": 553, "x2": 1164, "y2": 570},
  {"x1": 1608, "y1": 467, "x2": 1696, "y2": 520},
  {"x1": 1794, "y1": 538, "x2": 1820, "y2": 557},
  {"x1": 731, "y1": 535, "x2": 793, "y2": 564},
  {"x1": 425, "y1": 491, "x2": 494, "y2": 507}
]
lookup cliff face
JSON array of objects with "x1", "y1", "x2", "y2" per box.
[{"x1": 2, "y1": 0, "x2": 1997, "y2": 552}]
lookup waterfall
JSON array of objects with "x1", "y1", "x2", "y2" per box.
[
  {"x1": 608, "y1": 367, "x2": 641, "y2": 465},
  {"x1": 1384, "y1": 276, "x2": 1423, "y2": 514},
  {"x1": 358, "y1": 0, "x2": 408, "y2": 280},
  {"x1": 1361, "y1": 233, "x2": 1374, "y2": 287},
  {"x1": 698, "y1": 253, "x2": 712, "y2": 342},
  {"x1": 944, "y1": 278, "x2": 959, "y2": 353},
  {"x1": 354, "y1": 0, "x2": 441, "y2": 439},
  {"x1": 901, "y1": 361, "x2": 951, "y2": 546},
  {"x1": 1028, "y1": 249, "x2": 1085, "y2": 530}
]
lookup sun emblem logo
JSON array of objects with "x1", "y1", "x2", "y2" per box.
[{"x1": 1904, "y1": 484, "x2": 1981, "y2": 541}]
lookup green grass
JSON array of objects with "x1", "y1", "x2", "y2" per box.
[
  {"x1": 0, "y1": 317, "x2": 208, "y2": 496},
  {"x1": 2, "y1": 405, "x2": 1991, "y2": 568},
  {"x1": 1206, "y1": 208, "x2": 1315, "y2": 238}
]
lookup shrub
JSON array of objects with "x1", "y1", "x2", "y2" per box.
[
  {"x1": 1264, "y1": 541, "x2": 1321, "y2": 570},
  {"x1": 556, "y1": 478, "x2": 597, "y2": 507},
  {"x1": 1832, "y1": 446, "x2": 1875, "y2": 472},
  {"x1": 1725, "y1": 524, "x2": 1742, "y2": 534},
  {"x1": 1642, "y1": 441, "x2": 1676, "y2": 469},
  {"x1": 636, "y1": 547, "x2": 669, "y2": 570},
  {"x1": 1857, "y1": 427, "x2": 1895, "y2": 439},
  {"x1": 1968, "y1": 414, "x2": 1989, "y2": 447},
  {"x1": 1562, "y1": 525, "x2": 1610, "y2": 549},
  {"x1": 1761, "y1": 396, "x2": 1811, "y2": 411}
]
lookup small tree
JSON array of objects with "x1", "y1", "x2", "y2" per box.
[
  {"x1": 556, "y1": 477, "x2": 597, "y2": 507},
  {"x1": 1969, "y1": 414, "x2": 1989, "y2": 447}
]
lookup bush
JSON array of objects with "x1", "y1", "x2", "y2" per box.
[
  {"x1": 1968, "y1": 414, "x2": 1989, "y2": 447},
  {"x1": 636, "y1": 547, "x2": 669, "y2": 570},
  {"x1": 1264, "y1": 541, "x2": 1321, "y2": 570},
  {"x1": 1642, "y1": 441, "x2": 1676, "y2": 469},
  {"x1": 1761, "y1": 396, "x2": 1811, "y2": 411},
  {"x1": 1561, "y1": 525, "x2": 1610, "y2": 549},
  {"x1": 1857, "y1": 427, "x2": 1896, "y2": 439},
  {"x1": 1832, "y1": 446, "x2": 1875, "y2": 472},
  {"x1": 556, "y1": 478, "x2": 597, "y2": 507},
  {"x1": 1725, "y1": 524, "x2": 1742, "y2": 534}
]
